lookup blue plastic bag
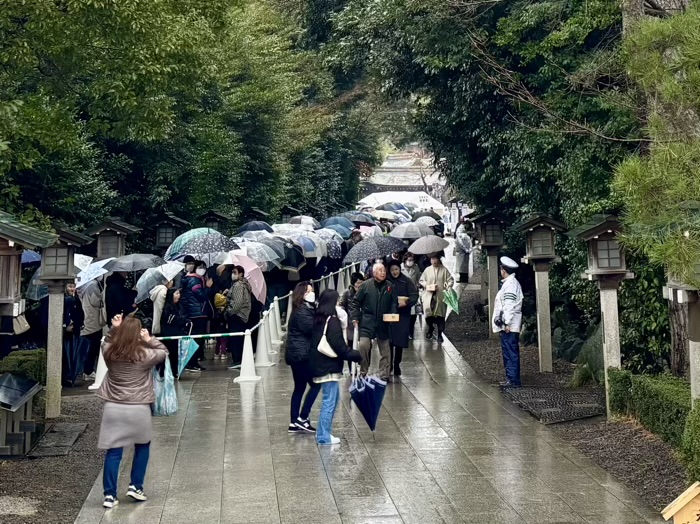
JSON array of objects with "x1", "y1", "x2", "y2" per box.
[{"x1": 152, "y1": 359, "x2": 178, "y2": 416}]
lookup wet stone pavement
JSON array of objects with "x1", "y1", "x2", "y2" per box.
[{"x1": 75, "y1": 329, "x2": 663, "y2": 524}]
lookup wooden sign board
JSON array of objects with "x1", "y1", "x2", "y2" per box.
[{"x1": 663, "y1": 482, "x2": 700, "y2": 523}]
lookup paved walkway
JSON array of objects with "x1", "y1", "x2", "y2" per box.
[{"x1": 75, "y1": 331, "x2": 664, "y2": 524}]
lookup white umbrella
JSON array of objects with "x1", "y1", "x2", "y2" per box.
[
  {"x1": 76, "y1": 258, "x2": 115, "y2": 289},
  {"x1": 273, "y1": 223, "x2": 314, "y2": 233},
  {"x1": 232, "y1": 241, "x2": 281, "y2": 271},
  {"x1": 373, "y1": 210, "x2": 400, "y2": 221},
  {"x1": 390, "y1": 222, "x2": 435, "y2": 240},
  {"x1": 135, "y1": 262, "x2": 184, "y2": 303},
  {"x1": 415, "y1": 216, "x2": 439, "y2": 227}
]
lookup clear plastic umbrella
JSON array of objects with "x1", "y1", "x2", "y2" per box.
[
  {"x1": 104, "y1": 254, "x2": 166, "y2": 273},
  {"x1": 273, "y1": 223, "x2": 314, "y2": 233},
  {"x1": 415, "y1": 216, "x2": 439, "y2": 227},
  {"x1": 135, "y1": 262, "x2": 185, "y2": 303},
  {"x1": 76, "y1": 258, "x2": 115, "y2": 289},
  {"x1": 288, "y1": 215, "x2": 321, "y2": 228},
  {"x1": 232, "y1": 240, "x2": 281, "y2": 271}
]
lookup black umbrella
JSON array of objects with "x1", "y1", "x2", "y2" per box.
[
  {"x1": 260, "y1": 237, "x2": 306, "y2": 271},
  {"x1": 181, "y1": 234, "x2": 238, "y2": 256},
  {"x1": 413, "y1": 210, "x2": 442, "y2": 221},
  {"x1": 104, "y1": 254, "x2": 166, "y2": 272},
  {"x1": 349, "y1": 375, "x2": 387, "y2": 432},
  {"x1": 236, "y1": 221, "x2": 273, "y2": 234},
  {"x1": 344, "y1": 236, "x2": 405, "y2": 264}
]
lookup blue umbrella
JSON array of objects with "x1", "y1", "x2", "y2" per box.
[
  {"x1": 178, "y1": 337, "x2": 200, "y2": 378},
  {"x1": 324, "y1": 224, "x2": 352, "y2": 239},
  {"x1": 21, "y1": 250, "x2": 41, "y2": 265},
  {"x1": 322, "y1": 217, "x2": 355, "y2": 229},
  {"x1": 349, "y1": 375, "x2": 387, "y2": 432},
  {"x1": 237, "y1": 221, "x2": 273, "y2": 234}
]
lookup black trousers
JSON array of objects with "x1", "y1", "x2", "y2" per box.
[
  {"x1": 228, "y1": 315, "x2": 248, "y2": 364},
  {"x1": 425, "y1": 316, "x2": 445, "y2": 337},
  {"x1": 82, "y1": 330, "x2": 103, "y2": 375},
  {"x1": 290, "y1": 362, "x2": 321, "y2": 423},
  {"x1": 158, "y1": 339, "x2": 179, "y2": 378}
]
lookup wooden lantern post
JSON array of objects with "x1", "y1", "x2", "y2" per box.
[
  {"x1": 471, "y1": 211, "x2": 510, "y2": 339},
  {"x1": 154, "y1": 213, "x2": 190, "y2": 255},
  {"x1": 568, "y1": 215, "x2": 634, "y2": 417},
  {"x1": 198, "y1": 210, "x2": 231, "y2": 234},
  {"x1": 84, "y1": 217, "x2": 141, "y2": 260},
  {"x1": 514, "y1": 214, "x2": 566, "y2": 373}
]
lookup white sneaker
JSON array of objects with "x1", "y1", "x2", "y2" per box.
[
  {"x1": 103, "y1": 496, "x2": 119, "y2": 509},
  {"x1": 126, "y1": 485, "x2": 147, "y2": 502},
  {"x1": 330, "y1": 436, "x2": 341, "y2": 445},
  {"x1": 84, "y1": 372, "x2": 96, "y2": 382}
]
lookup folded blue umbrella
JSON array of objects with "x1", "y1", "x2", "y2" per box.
[
  {"x1": 349, "y1": 375, "x2": 387, "y2": 432},
  {"x1": 177, "y1": 337, "x2": 200, "y2": 378}
]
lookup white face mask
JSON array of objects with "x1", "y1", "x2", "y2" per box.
[
  {"x1": 195, "y1": 268, "x2": 206, "y2": 276},
  {"x1": 304, "y1": 292, "x2": 316, "y2": 304},
  {"x1": 185, "y1": 264, "x2": 195, "y2": 273},
  {"x1": 232, "y1": 273, "x2": 239, "y2": 281},
  {"x1": 405, "y1": 260, "x2": 414, "y2": 268}
]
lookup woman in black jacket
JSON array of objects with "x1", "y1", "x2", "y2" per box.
[
  {"x1": 387, "y1": 260, "x2": 419, "y2": 377},
  {"x1": 285, "y1": 282, "x2": 320, "y2": 434},
  {"x1": 159, "y1": 288, "x2": 189, "y2": 378},
  {"x1": 308, "y1": 290, "x2": 362, "y2": 446}
]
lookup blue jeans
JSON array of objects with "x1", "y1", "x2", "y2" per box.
[
  {"x1": 316, "y1": 381, "x2": 340, "y2": 445},
  {"x1": 500, "y1": 331, "x2": 521, "y2": 386},
  {"x1": 103, "y1": 442, "x2": 151, "y2": 497}
]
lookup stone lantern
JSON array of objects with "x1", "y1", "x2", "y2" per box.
[
  {"x1": 245, "y1": 208, "x2": 270, "y2": 223},
  {"x1": 154, "y1": 213, "x2": 190, "y2": 253},
  {"x1": 568, "y1": 214, "x2": 633, "y2": 416},
  {"x1": 281, "y1": 205, "x2": 302, "y2": 224},
  {"x1": 471, "y1": 211, "x2": 510, "y2": 338},
  {"x1": 84, "y1": 217, "x2": 141, "y2": 260},
  {"x1": 514, "y1": 214, "x2": 566, "y2": 373},
  {"x1": 198, "y1": 210, "x2": 230, "y2": 234}
]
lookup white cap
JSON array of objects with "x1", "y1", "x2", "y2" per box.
[{"x1": 500, "y1": 256, "x2": 519, "y2": 269}]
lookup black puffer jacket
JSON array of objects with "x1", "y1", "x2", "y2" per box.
[
  {"x1": 284, "y1": 303, "x2": 315, "y2": 364},
  {"x1": 308, "y1": 315, "x2": 362, "y2": 378}
]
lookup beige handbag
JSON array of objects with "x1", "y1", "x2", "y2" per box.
[
  {"x1": 317, "y1": 317, "x2": 338, "y2": 358},
  {"x1": 13, "y1": 314, "x2": 30, "y2": 335}
]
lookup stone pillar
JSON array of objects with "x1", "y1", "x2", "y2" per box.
[
  {"x1": 486, "y1": 249, "x2": 499, "y2": 339},
  {"x1": 533, "y1": 262, "x2": 553, "y2": 373},
  {"x1": 599, "y1": 279, "x2": 622, "y2": 417},
  {"x1": 45, "y1": 284, "x2": 65, "y2": 419},
  {"x1": 685, "y1": 295, "x2": 700, "y2": 405}
]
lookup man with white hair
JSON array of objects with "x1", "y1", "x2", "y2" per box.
[
  {"x1": 352, "y1": 262, "x2": 398, "y2": 381},
  {"x1": 492, "y1": 256, "x2": 523, "y2": 387}
]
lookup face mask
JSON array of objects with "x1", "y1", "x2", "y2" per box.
[
  {"x1": 196, "y1": 268, "x2": 206, "y2": 276},
  {"x1": 232, "y1": 273, "x2": 238, "y2": 281},
  {"x1": 304, "y1": 292, "x2": 316, "y2": 304},
  {"x1": 185, "y1": 264, "x2": 195, "y2": 273},
  {"x1": 405, "y1": 260, "x2": 414, "y2": 268}
]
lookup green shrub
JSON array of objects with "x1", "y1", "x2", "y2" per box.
[
  {"x1": 0, "y1": 349, "x2": 47, "y2": 384},
  {"x1": 682, "y1": 407, "x2": 700, "y2": 481},
  {"x1": 630, "y1": 373, "x2": 691, "y2": 448},
  {"x1": 569, "y1": 323, "x2": 604, "y2": 387},
  {"x1": 608, "y1": 368, "x2": 633, "y2": 415}
]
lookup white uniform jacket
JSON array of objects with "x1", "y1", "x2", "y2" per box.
[{"x1": 491, "y1": 274, "x2": 523, "y2": 333}]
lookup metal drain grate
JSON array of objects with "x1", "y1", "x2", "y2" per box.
[{"x1": 501, "y1": 387, "x2": 605, "y2": 424}]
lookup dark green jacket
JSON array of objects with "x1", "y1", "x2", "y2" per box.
[{"x1": 352, "y1": 278, "x2": 398, "y2": 340}]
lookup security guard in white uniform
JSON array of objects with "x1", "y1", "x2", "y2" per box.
[{"x1": 491, "y1": 256, "x2": 523, "y2": 387}]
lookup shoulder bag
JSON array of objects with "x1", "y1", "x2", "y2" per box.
[{"x1": 317, "y1": 316, "x2": 339, "y2": 358}]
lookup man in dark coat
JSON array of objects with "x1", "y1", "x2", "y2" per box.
[
  {"x1": 387, "y1": 260, "x2": 418, "y2": 377},
  {"x1": 352, "y1": 262, "x2": 398, "y2": 380},
  {"x1": 105, "y1": 272, "x2": 136, "y2": 322}
]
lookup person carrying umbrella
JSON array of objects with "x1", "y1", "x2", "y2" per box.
[
  {"x1": 105, "y1": 272, "x2": 137, "y2": 323},
  {"x1": 352, "y1": 262, "x2": 398, "y2": 381},
  {"x1": 180, "y1": 260, "x2": 214, "y2": 372},
  {"x1": 285, "y1": 282, "x2": 321, "y2": 434},
  {"x1": 401, "y1": 253, "x2": 421, "y2": 340},
  {"x1": 340, "y1": 273, "x2": 364, "y2": 345},
  {"x1": 308, "y1": 290, "x2": 362, "y2": 445},
  {"x1": 387, "y1": 260, "x2": 418, "y2": 377},
  {"x1": 78, "y1": 276, "x2": 107, "y2": 381},
  {"x1": 225, "y1": 265, "x2": 252, "y2": 370},
  {"x1": 160, "y1": 288, "x2": 188, "y2": 378},
  {"x1": 492, "y1": 257, "x2": 523, "y2": 388},
  {"x1": 454, "y1": 217, "x2": 473, "y2": 284},
  {"x1": 419, "y1": 253, "x2": 455, "y2": 343}
]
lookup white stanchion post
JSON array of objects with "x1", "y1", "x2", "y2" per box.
[
  {"x1": 255, "y1": 314, "x2": 275, "y2": 368},
  {"x1": 271, "y1": 300, "x2": 283, "y2": 346},
  {"x1": 88, "y1": 340, "x2": 107, "y2": 391},
  {"x1": 285, "y1": 293, "x2": 293, "y2": 329},
  {"x1": 234, "y1": 331, "x2": 261, "y2": 383},
  {"x1": 273, "y1": 297, "x2": 283, "y2": 341},
  {"x1": 337, "y1": 268, "x2": 346, "y2": 293},
  {"x1": 264, "y1": 312, "x2": 276, "y2": 357}
]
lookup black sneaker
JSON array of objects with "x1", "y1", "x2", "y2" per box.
[
  {"x1": 288, "y1": 423, "x2": 302, "y2": 433},
  {"x1": 394, "y1": 364, "x2": 402, "y2": 377},
  {"x1": 103, "y1": 495, "x2": 119, "y2": 509},
  {"x1": 437, "y1": 334, "x2": 444, "y2": 343},
  {"x1": 126, "y1": 485, "x2": 147, "y2": 502},
  {"x1": 295, "y1": 418, "x2": 316, "y2": 433},
  {"x1": 185, "y1": 366, "x2": 202, "y2": 372},
  {"x1": 426, "y1": 331, "x2": 434, "y2": 340}
]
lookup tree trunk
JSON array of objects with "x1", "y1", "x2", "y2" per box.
[{"x1": 669, "y1": 300, "x2": 689, "y2": 377}]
